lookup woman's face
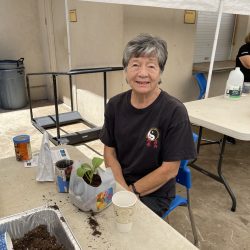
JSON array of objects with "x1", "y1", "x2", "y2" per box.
[{"x1": 125, "y1": 56, "x2": 161, "y2": 96}]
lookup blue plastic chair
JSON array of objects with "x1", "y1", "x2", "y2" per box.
[
  {"x1": 162, "y1": 133, "x2": 199, "y2": 247},
  {"x1": 194, "y1": 72, "x2": 207, "y2": 99}
]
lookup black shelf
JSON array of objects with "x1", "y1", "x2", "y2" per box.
[{"x1": 26, "y1": 66, "x2": 123, "y2": 145}]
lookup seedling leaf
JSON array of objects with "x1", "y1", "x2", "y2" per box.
[
  {"x1": 79, "y1": 158, "x2": 104, "y2": 184},
  {"x1": 92, "y1": 157, "x2": 104, "y2": 172},
  {"x1": 81, "y1": 163, "x2": 92, "y2": 170},
  {"x1": 77, "y1": 163, "x2": 92, "y2": 177},
  {"x1": 76, "y1": 167, "x2": 84, "y2": 177}
]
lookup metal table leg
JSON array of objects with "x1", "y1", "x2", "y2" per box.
[
  {"x1": 189, "y1": 135, "x2": 236, "y2": 212},
  {"x1": 52, "y1": 74, "x2": 60, "y2": 143},
  {"x1": 217, "y1": 135, "x2": 236, "y2": 211}
]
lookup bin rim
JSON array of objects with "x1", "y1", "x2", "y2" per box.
[
  {"x1": 0, "y1": 58, "x2": 24, "y2": 69},
  {"x1": 0, "y1": 60, "x2": 20, "y2": 63},
  {"x1": 0, "y1": 58, "x2": 24, "y2": 64}
]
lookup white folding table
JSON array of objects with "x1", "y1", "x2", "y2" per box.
[
  {"x1": 184, "y1": 95, "x2": 250, "y2": 211},
  {"x1": 0, "y1": 145, "x2": 197, "y2": 250}
]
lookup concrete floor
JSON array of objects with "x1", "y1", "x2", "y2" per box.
[{"x1": 1, "y1": 101, "x2": 250, "y2": 250}]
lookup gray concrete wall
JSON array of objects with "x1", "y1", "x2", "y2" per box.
[
  {"x1": 64, "y1": 1, "x2": 124, "y2": 125},
  {"x1": 231, "y1": 15, "x2": 250, "y2": 59},
  {"x1": 1, "y1": 0, "x2": 250, "y2": 125},
  {"x1": 0, "y1": 0, "x2": 47, "y2": 100},
  {"x1": 61, "y1": 2, "x2": 198, "y2": 125}
]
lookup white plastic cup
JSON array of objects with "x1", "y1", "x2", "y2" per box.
[{"x1": 112, "y1": 190, "x2": 138, "y2": 233}]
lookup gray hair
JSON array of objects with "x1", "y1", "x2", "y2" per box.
[{"x1": 122, "y1": 33, "x2": 168, "y2": 72}]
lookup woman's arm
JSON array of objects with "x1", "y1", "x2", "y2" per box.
[
  {"x1": 240, "y1": 55, "x2": 250, "y2": 69},
  {"x1": 104, "y1": 146, "x2": 180, "y2": 197},
  {"x1": 104, "y1": 145, "x2": 130, "y2": 190},
  {"x1": 131, "y1": 161, "x2": 180, "y2": 197}
]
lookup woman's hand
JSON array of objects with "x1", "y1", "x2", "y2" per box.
[
  {"x1": 131, "y1": 161, "x2": 180, "y2": 197},
  {"x1": 104, "y1": 145, "x2": 129, "y2": 190}
]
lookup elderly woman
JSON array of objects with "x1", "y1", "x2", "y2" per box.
[
  {"x1": 100, "y1": 34, "x2": 196, "y2": 217},
  {"x1": 236, "y1": 32, "x2": 250, "y2": 91}
]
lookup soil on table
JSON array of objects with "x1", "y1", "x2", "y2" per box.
[
  {"x1": 88, "y1": 211, "x2": 101, "y2": 237},
  {"x1": 12, "y1": 225, "x2": 66, "y2": 250}
]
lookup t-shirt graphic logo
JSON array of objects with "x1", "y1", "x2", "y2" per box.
[{"x1": 146, "y1": 128, "x2": 159, "y2": 148}]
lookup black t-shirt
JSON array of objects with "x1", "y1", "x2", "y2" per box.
[
  {"x1": 236, "y1": 43, "x2": 250, "y2": 82},
  {"x1": 100, "y1": 89, "x2": 196, "y2": 198}
]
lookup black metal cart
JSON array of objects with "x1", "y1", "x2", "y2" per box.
[{"x1": 26, "y1": 66, "x2": 123, "y2": 145}]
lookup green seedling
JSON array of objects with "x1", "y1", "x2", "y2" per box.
[{"x1": 76, "y1": 157, "x2": 104, "y2": 184}]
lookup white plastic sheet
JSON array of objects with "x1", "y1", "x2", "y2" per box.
[{"x1": 36, "y1": 131, "x2": 54, "y2": 182}]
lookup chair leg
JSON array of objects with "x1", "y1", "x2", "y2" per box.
[
  {"x1": 197, "y1": 126, "x2": 203, "y2": 153},
  {"x1": 187, "y1": 190, "x2": 199, "y2": 247}
]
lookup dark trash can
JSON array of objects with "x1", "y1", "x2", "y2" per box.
[{"x1": 0, "y1": 58, "x2": 27, "y2": 109}]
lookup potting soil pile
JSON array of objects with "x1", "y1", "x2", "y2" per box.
[{"x1": 12, "y1": 225, "x2": 66, "y2": 250}]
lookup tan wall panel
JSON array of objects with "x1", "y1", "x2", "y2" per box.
[
  {"x1": 231, "y1": 15, "x2": 250, "y2": 59},
  {"x1": 52, "y1": 2, "x2": 249, "y2": 125},
  {"x1": 0, "y1": 0, "x2": 47, "y2": 100},
  {"x1": 64, "y1": 1, "x2": 124, "y2": 125}
]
